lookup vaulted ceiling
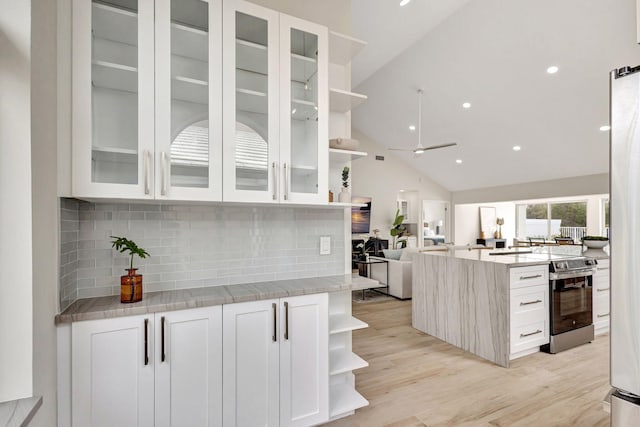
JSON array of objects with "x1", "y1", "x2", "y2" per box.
[{"x1": 350, "y1": 0, "x2": 640, "y2": 192}]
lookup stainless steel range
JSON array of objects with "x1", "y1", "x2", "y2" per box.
[{"x1": 541, "y1": 257, "x2": 597, "y2": 354}]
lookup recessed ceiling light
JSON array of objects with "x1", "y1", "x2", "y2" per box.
[
  {"x1": 456, "y1": 159, "x2": 463, "y2": 164},
  {"x1": 600, "y1": 125, "x2": 611, "y2": 131},
  {"x1": 462, "y1": 102, "x2": 471, "y2": 109},
  {"x1": 546, "y1": 66, "x2": 559, "y2": 74},
  {"x1": 512, "y1": 146, "x2": 521, "y2": 151},
  {"x1": 409, "y1": 125, "x2": 416, "y2": 131},
  {"x1": 399, "y1": 0, "x2": 411, "y2": 6}
]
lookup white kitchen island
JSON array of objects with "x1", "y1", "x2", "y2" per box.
[{"x1": 412, "y1": 249, "x2": 572, "y2": 367}]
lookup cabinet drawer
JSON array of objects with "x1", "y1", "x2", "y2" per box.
[
  {"x1": 511, "y1": 286, "x2": 548, "y2": 324},
  {"x1": 510, "y1": 265, "x2": 549, "y2": 289},
  {"x1": 593, "y1": 295, "x2": 610, "y2": 317},
  {"x1": 511, "y1": 320, "x2": 549, "y2": 353}
]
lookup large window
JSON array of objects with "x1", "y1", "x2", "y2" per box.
[{"x1": 516, "y1": 201, "x2": 587, "y2": 241}]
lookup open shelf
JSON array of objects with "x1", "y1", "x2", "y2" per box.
[
  {"x1": 329, "y1": 314, "x2": 367, "y2": 334},
  {"x1": 329, "y1": 148, "x2": 368, "y2": 162},
  {"x1": 329, "y1": 31, "x2": 366, "y2": 65},
  {"x1": 330, "y1": 88, "x2": 367, "y2": 113},
  {"x1": 328, "y1": 202, "x2": 367, "y2": 208},
  {"x1": 330, "y1": 350, "x2": 368, "y2": 376},
  {"x1": 330, "y1": 383, "x2": 368, "y2": 417}
]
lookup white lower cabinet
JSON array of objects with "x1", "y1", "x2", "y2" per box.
[
  {"x1": 71, "y1": 307, "x2": 222, "y2": 427},
  {"x1": 223, "y1": 293, "x2": 329, "y2": 427},
  {"x1": 509, "y1": 265, "x2": 550, "y2": 360},
  {"x1": 154, "y1": 308, "x2": 223, "y2": 427},
  {"x1": 593, "y1": 259, "x2": 610, "y2": 335}
]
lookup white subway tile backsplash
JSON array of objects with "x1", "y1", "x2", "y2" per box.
[{"x1": 59, "y1": 199, "x2": 346, "y2": 306}]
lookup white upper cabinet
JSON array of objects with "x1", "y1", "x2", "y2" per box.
[
  {"x1": 154, "y1": 0, "x2": 223, "y2": 201},
  {"x1": 73, "y1": 0, "x2": 223, "y2": 201},
  {"x1": 73, "y1": 0, "x2": 156, "y2": 199},
  {"x1": 72, "y1": 0, "x2": 328, "y2": 204},
  {"x1": 222, "y1": 0, "x2": 328, "y2": 204}
]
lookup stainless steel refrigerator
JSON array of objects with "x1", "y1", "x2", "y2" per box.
[{"x1": 610, "y1": 64, "x2": 640, "y2": 425}]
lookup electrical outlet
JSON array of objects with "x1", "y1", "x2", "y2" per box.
[{"x1": 320, "y1": 236, "x2": 331, "y2": 255}]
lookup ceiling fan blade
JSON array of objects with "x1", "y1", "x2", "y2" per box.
[
  {"x1": 421, "y1": 142, "x2": 457, "y2": 151},
  {"x1": 388, "y1": 147, "x2": 416, "y2": 151}
]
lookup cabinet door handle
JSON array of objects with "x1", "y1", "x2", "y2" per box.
[
  {"x1": 144, "y1": 318, "x2": 149, "y2": 366},
  {"x1": 597, "y1": 267, "x2": 609, "y2": 271},
  {"x1": 161, "y1": 151, "x2": 168, "y2": 196},
  {"x1": 143, "y1": 150, "x2": 151, "y2": 195},
  {"x1": 520, "y1": 299, "x2": 542, "y2": 306},
  {"x1": 597, "y1": 313, "x2": 610, "y2": 318},
  {"x1": 272, "y1": 162, "x2": 278, "y2": 200},
  {"x1": 519, "y1": 274, "x2": 542, "y2": 280},
  {"x1": 520, "y1": 329, "x2": 542, "y2": 338},
  {"x1": 161, "y1": 316, "x2": 166, "y2": 362},
  {"x1": 284, "y1": 301, "x2": 289, "y2": 340},
  {"x1": 272, "y1": 303, "x2": 277, "y2": 342},
  {"x1": 283, "y1": 163, "x2": 289, "y2": 201},
  {"x1": 597, "y1": 287, "x2": 610, "y2": 292}
]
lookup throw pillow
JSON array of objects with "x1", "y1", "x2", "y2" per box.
[{"x1": 382, "y1": 249, "x2": 403, "y2": 260}]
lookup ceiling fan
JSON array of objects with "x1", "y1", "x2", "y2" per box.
[{"x1": 388, "y1": 89, "x2": 457, "y2": 155}]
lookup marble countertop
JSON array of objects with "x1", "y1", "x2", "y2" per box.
[
  {"x1": 0, "y1": 396, "x2": 42, "y2": 427},
  {"x1": 419, "y1": 245, "x2": 608, "y2": 266},
  {"x1": 56, "y1": 274, "x2": 380, "y2": 324}
]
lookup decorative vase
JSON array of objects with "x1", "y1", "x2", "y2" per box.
[
  {"x1": 121, "y1": 268, "x2": 143, "y2": 303},
  {"x1": 497, "y1": 225, "x2": 502, "y2": 239},
  {"x1": 338, "y1": 188, "x2": 351, "y2": 203}
]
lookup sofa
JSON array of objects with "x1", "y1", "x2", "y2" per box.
[{"x1": 368, "y1": 248, "x2": 417, "y2": 299}]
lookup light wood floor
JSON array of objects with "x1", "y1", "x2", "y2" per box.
[{"x1": 326, "y1": 298, "x2": 610, "y2": 427}]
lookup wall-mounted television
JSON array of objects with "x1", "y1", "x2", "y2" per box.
[{"x1": 351, "y1": 196, "x2": 372, "y2": 234}]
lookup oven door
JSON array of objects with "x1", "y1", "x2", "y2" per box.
[{"x1": 550, "y1": 275, "x2": 593, "y2": 335}]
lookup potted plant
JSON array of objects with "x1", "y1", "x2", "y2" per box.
[
  {"x1": 581, "y1": 235, "x2": 609, "y2": 249},
  {"x1": 390, "y1": 209, "x2": 408, "y2": 249},
  {"x1": 338, "y1": 166, "x2": 351, "y2": 202},
  {"x1": 111, "y1": 236, "x2": 150, "y2": 303}
]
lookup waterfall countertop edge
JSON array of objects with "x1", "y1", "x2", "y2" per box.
[
  {"x1": 55, "y1": 274, "x2": 381, "y2": 324},
  {"x1": 0, "y1": 396, "x2": 42, "y2": 427}
]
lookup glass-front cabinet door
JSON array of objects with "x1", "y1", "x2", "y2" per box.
[
  {"x1": 154, "y1": 0, "x2": 222, "y2": 201},
  {"x1": 72, "y1": 0, "x2": 155, "y2": 198},
  {"x1": 279, "y1": 15, "x2": 328, "y2": 204},
  {"x1": 222, "y1": 0, "x2": 280, "y2": 203}
]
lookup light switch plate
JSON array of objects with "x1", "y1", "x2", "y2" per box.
[{"x1": 320, "y1": 236, "x2": 331, "y2": 255}]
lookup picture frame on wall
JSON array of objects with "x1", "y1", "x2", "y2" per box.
[{"x1": 479, "y1": 206, "x2": 497, "y2": 238}]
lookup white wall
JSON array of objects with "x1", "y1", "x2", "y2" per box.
[
  {"x1": 455, "y1": 202, "x2": 516, "y2": 246},
  {"x1": 31, "y1": 0, "x2": 59, "y2": 423},
  {"x1": 452, "y1": 173, "x2": 608, "y2": 205},
  {"x1": 351, "y1": 129, "x2": 451, "y2": 242},
  {"x1": 0, "y1": 0, "x2": 33, "y2": 402}
]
